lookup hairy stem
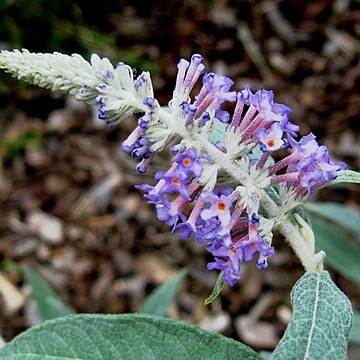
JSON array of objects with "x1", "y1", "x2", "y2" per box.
[{"x1": 278, "y1": 218, "x2": 324, "y2": 272}]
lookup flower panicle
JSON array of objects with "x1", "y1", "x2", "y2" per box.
[
  {"x1": 130, "y1": 54, "x2": 344, "y2": 285},
  {"x1": 0, "y1": 49, "x2": 346, "y2": 285}
]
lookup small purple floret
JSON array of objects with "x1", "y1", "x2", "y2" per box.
[
  {"x1": 201, "y1": 193, "x2": 232, "y2": 227},
  {"x1": 144, "y1": 97, "x2": 155, "y2": 108},
  {"x1": 175, "y1": 222, "x2": 195, "y2": 239},
  {"x1": 154, "y1": 171, "x2": 190, "y2": 200},
  {"x1": 134, "y1": 73, "x2": 147, "y2": 90},
  {"x1": 247, "y1": 212, "x2": 260, "y2": 225},
  {"x1": 255, "y1": 122, "x2": 285, "y2": 151},
  {"x1": 155, "y1": 202, "x2": 186, "y2": 226},
  {"x1": 241, "y1": 236, "x2": 274, "y2": 263},
  {"x1": 172, "y1": 147, "x2": 203, "y2": 178}
]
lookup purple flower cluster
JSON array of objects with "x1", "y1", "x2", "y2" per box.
[
  {"x1": 180, "y1": 71, "x2": 237, "y2": 125},
  {"x1": 137, "y1": 148, "x2": 275, "y2": 286},
  {"x1": 110, "y1": 53, "x2": 346, "y2": 286},
  {"x1": 224, "y1": 85, "x2": 347, "y2": 194},
  {"x1": 267, "y1": 133, "x2": 346, "y2": 194},
  {"x1": 193, "y1": 192, "x2": 275, "y2": 286},
  {"x1": 136, "y1": 148, "x2": 203, "y2": 227},
  {"x1": 120, "y1": 97, "x2": 160, "y2": 173},
  {"x1": 172, "y1": 54, "x2": 346, "y2": 194}
]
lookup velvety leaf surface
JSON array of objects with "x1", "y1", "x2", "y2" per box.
[
  {"x1": 349, "y1": 311, "x2": 360, "y2": 346},
  {"x1": 140, "y1": 269, "x2": 187, "y2": 316},
  {"x1": 271, "y1": 271, "x2": 353, "y2": 360},
  {"x1": 208, "y1": 118, "x2": 227, "y2": 145},
  {"x1": 326, "y1": 170, "x2": 360, "y2": 187},
  {"x1": 310, "y1": 216, "x2": 360, "y2": 285},
  {"x1": 0, "y1": 314, "x2": 261, "y2": 360},
  {"x1": 306, "y1": 202, "x2": 360, "y2": 242}
]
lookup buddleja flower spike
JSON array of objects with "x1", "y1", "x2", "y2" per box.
[{"x1": 0, "y1": 50, "x2": 346, "y2": 287}]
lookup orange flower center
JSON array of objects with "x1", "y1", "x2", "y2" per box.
[
  {"x1": 217, "y1": 201, "x2": 226, "y2": 211},
  {"x1": 267, "y1": 139, "x2": 275, "y2": 148},
  {"x1": 182, "y1": 157, "x2": 192, "y2": 167},
  {"x1": 230, "y1": 246, "x2": 236, "y2": 254},
  {"x1": 171, "y1": 177, "x2": 181, "y2": 185}
]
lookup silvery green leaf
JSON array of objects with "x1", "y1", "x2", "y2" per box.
[
  {"x1": 208, "y1": 118, "x2": 227, "y2": 145},
  {"x1": 325, "y1": 170, "x2": 360, "y2": 187},
  {"x1": 349, "y1": 311, "x2": 360, "y2": 346},
  {"x1": 292, "y1": 205, "x2": 311, "y2": 226},
  {"x1": 271, "y1": 271, "x2": 353, "y2": 360},
  {"x1": 305, "y1": 202, "x2": 360, "y2": 242},
  {"x1": 248, "y1": 145, "x2": 275, "y2": 167},
  {"x1": 264, "y1": 185, "x2": 281, "y2": 206},
  {"x1": 310, "y1": 215, "x2": 360, "y2": 285},
  {"x1": 140, "y1": 269, "x2": 187, "y2": 317},
  {"x1": 0, "y1": 314, "x2": 261, "y2": 359},
  {"x1": 204, "y1": 271, "x2": 225, "y2": 305}
]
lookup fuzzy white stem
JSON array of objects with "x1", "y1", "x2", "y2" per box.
[{"x1": 278, "y1": 219, "x2": 324, "y2": 272}]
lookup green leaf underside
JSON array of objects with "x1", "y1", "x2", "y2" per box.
[
  {"x1": 208, "y1": 118, "x2": 227, "y2": 145},
  {"x1": 204, "y1": 271, "x2": 225, "y2": 305},
  {"x1": 271, "y1": 271, "x2": 353, "y2": 360},
  {"x1": 249, "y1": 146, "x2": 275, "y2": 167},
  {"x1": 325, "y1": 170, "x2": 360, "y2": 187},
  {"x1": 23, "y1": 265, "x2": 74, "y2": 321},
  {"x1": 306, "y1": 202, "x2": 360, "y2": 242},
  {"x1": 140, "y1": 269, "x2": 187, "y2": 317},
  {"x1": 292, "y1": 205, "x2": 311, "y2": 226},
  {"x1": 0, "y1": 314, "x2": 260, "y2": 360},
  {"x1": 264, "y1": 185, "x2": 281, "y2": 206},
  {"x1": 310, "y1": 216, "x2": 360, "y2": 285},
  {"x1": 349, "y1": 311, "x2": 360, "y2": 346}
]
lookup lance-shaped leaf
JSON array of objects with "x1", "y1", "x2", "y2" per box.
[
  {"x1": 204, "y1": 271, "x2": 225, "y2": 305},
  {"x1": 325, "y1": 170, "x2": 360, "y2": 187},
  {"x1": 271, "y1": 271, "x2": 353, "y2": 360},
  {"x1": 306, "y1": 202, "x2": 360, "y2": 242},
  {"x1": 0, "y1": 313, "x2": 261, "y2": 359},
  {"x1": 349, "y1": 311, "x2": 360, "y2": 346},
  {"x1": 310, "y1": 216, "x2": 360, "y2": 285},
  {"x1": 140, "y1": 269, "x2": 187, "y2": 317},
  {"x1": 23, "y1": 265, "x2": 74, "y2": 321}
]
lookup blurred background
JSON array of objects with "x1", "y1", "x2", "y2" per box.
[{"x1": 0, "y1": 0, "x2": 359, "y2": 357}]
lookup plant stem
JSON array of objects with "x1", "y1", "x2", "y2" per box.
[{"x1": 278, "y1": 219, "x2": 324, "y2": 272}]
